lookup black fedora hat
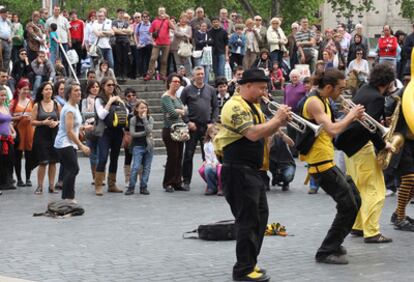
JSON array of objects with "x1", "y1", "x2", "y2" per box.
[{"x1": 238, "y1": 69, "x2": 270, "y2": 85}]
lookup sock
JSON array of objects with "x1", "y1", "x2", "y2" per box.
[{"x1": 396, "y1": 174, "x2": 414, "y2": 220}]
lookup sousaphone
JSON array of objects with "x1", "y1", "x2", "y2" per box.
[{"x1": 402, "y1": 49, "x2": 414, "y2": 134}]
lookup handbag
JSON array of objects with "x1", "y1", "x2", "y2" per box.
[
  {"x1": 170, "y1": 122, "x2": 190, "y2": 142},
  {"x1": 200, "y1": 46, "x2": 212, "y2": 66},
  {"x1": 192, "y1": 50, "x2": 203, "y2": 58},
  {"x1": 177, "y1": 39, "x2": 193, "y2": 57}
]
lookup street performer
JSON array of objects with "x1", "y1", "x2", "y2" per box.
[
  {"x1": 336, "y1": 63, "x2": 395, "y2": 243},
  {"x1": 387, "y1": 73, "x2": 414, "y2": 232},
  {"x1": 214, "y1": 69, "x2": 291, "y2": 282},
  {"x1": 299, "y1": 69, "x2": 364, "y2": 264}
]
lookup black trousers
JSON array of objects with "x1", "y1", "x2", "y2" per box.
[
  {"x1": 14, "y1": 149, "x2": 32, "y2": 181},
  {"x1": 129, "y1": 45, "x2": 138, "y2": 79},
  {"x1": 162, "y1": 128, "x2": 184, "y2": 188},
  {"x1": 182, "y1": 124, "x2": 207, "y2": 184},
  {"x1": 124, "y1": 147, "x2": 132, "y2": 166},
  {"x1": 0, "y1": 144, "x2": 14, "y2": 188},
  {"x1": 56, "y1": 147, "x2": 79, "y2": 200},
  {"x1": 222, "y1": 163, "x2": 269, "y2": 278},
  {"x1": 71, "y1": 40, "x2": 83, "y2": 75},
  {"x1": 114, "y1": 40, "x2": 130, "y2": 78},
  {"x1": 313, "y1": 166, "x2": 361, "y2": 259},
  {"x1": 137, "y1": 44, "x2": 152, "y2": 76}
]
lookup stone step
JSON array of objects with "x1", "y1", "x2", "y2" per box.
[
  {"x1": 146, "y1": 98, "x2": 162, "y2": 107},
  {"x1": 118, "y1": 78, "x2": 165, "y2": 85},
  {"x1": 119, "y1": 84, "x2": 166, "y2": 92},
  {"x1": 134, "y1": 91, "x2": 163, "y2": 99},
  {"x1": 153, "y1": 121, "x2": 163, "y2": 130}
]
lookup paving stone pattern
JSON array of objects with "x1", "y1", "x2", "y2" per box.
[{"x1": 0, "y1": 155, "x2": 413, "y2": 282}]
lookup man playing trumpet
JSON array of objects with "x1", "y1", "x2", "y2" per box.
[
  {"x1": 214, "y1": 69, "x2": 291, "y2": 282},
  {"x1": 299, "y1": 69, "x2": 364, "y2": 264},
  {"x1": 336, "y1": 63, "x2": 396, "y2": 243}
]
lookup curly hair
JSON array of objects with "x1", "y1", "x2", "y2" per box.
[{"x1": 368, "y1": 63, "x2": 395, "y2": 88}]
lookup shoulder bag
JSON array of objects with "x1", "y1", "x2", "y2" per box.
[
  {"x1": 170, "y1": 122, "x2": 190, "y2": 142},
  {"x1": 152, "y1": 19, "x2": 166, "y2": 40}
]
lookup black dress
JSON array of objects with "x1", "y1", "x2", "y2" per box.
[{"x1": 32, "y1": 101, "x2": 59, "y2": 167}]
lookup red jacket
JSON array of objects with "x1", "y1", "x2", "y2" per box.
[
  {"x1": 378, "y1": 35, "x2": 398, "y2": 57},
  {"x1": 149, "y1": 17, "x2": 171, "y2": 46}
]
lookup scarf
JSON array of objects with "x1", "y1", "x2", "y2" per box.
[{"x1": 0, "y1": 135, "x2": 14, "y2": 155}]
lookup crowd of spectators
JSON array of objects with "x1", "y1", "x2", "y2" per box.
[{"x1": 0, "y1": 2, "x2": 413, "y2": 197}]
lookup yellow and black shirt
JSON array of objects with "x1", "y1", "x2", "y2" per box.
[
  {"x1": 300, "y1": 95, "x2": 335, "y2": 173},
  {"x1": 214, "y1": 95, "x2": 269, "y2": 170}
]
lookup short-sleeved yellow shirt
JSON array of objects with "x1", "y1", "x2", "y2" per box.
[{"x1": 214, "y1": 94, "x2": 269, "y2": 170}]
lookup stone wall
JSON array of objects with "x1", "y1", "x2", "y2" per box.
[{"x1": 321, "y1": 0, "x2": 412, "y2": 37}]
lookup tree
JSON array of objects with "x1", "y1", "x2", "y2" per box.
[{"x1": 397, "y1": 0, "x2": 414, "y2": 21}]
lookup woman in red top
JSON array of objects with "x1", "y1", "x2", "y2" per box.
[
  {"x1": 377, "y1": 25, "x2": 398, "y2": 69},
  {"x1": 10, "y1": 79, "x2": 35, "y2": 187}
]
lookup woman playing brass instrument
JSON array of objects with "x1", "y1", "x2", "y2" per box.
[{"x1": 387, "y1": 74, "x2": 414, "y2": 231}]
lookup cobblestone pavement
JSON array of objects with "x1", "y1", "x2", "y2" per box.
[{"x1": 0, "y1": 154, "x2": 413, "y2": 282}]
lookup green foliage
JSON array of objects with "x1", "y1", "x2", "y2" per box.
[
  {"x1": 397, "y1": 0, "x2": 414, "y2": 20},
  {"x1": 327, "y1": 0, "x2": 375, "y2": 18},
  {"x1": 2, "y1": 0, "x2": 41, "y2": 23},
  {"x1": 5, "y1": 0, "x2": 411, "y2": 32}
]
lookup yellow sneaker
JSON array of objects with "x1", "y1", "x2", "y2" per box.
[
  {"x1": 254, "y1": 265, "x2": 267, "y2": 274},
  {"x1": 233, "y1": 270, "x2": 270, "y2": 281}
]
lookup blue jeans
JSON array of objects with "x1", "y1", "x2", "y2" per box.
[
  {"x1": 270, "y1": 163, "x2": 296, "y2": 185},
  {"x1": 86, "y1": 138, "x2": 99, "y2": 167},
  {"x1": 270, "y1": 50, "x2": 283, "y2": 65},
  {"x1": 212, "y1": 53, "x2": 225, "y2": 78},
  {"x1": 310, "y1": 175, "x2": 320, "y2": 190},
  {"x1": 129, "y1": 146, "x2": 153, "y2": 189},
  {"x1": 33, "y1": 75, "x2": 48, "y2": 99},
  {"x1": 204, "y1": 165, "x2": 218, "y2": 192},
  {"x1": 194, "y1": 57, "x2": 211, "y2": 84},
  {"x1": 96, "y1": 128, "x2": 123, "y2": 173},
  {"x1": 99, "y1": 48, "x2": 114, "y2": 70},
  {"x1": 49, "y1": 48, "x2": 59, "y2": 66}
]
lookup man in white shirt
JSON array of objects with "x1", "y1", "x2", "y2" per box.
[
  {"x1": 92, "y1": 11, "x2": 114, "y2": 69},
  {"x1": 45, "y1": 6, "x2": 72, "y2": 71},
  {"x1": 0, "y1": 7, "x2": 12, "y2": 71}
]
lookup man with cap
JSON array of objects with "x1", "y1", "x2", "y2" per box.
[
  {"x1": 0, "y1": 7, "x2": 12, "y2": 71},
  {"x1": 214, "y1": 69, "x2": 291, "y2": 282}
]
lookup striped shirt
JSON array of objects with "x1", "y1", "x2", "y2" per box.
[{"x1": 295, "y1": 29, "x2": 315, "y2": 52}]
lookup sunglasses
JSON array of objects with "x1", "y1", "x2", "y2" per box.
[
  {"x1": 106, "y1": 84, "x2": 115, "y2": 87},
  {"x1": 255, "y1": 19, "x2": 262, "y2": 21}
]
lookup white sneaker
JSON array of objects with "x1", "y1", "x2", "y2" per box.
[{"x1": 385, "y1": 190, "x2": 396, "y2": 197}]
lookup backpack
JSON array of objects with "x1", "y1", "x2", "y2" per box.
[
  {"x1": 104, "y1": 101, "x2": 128, "y2": 128},
  {"x1": 295, "y1": 91, "x2": 334, "y2": 155},
  {"x1": 33, "y1": 200, "x2": 85, "y2": 218},
  {"x1": 183, "y1": 220, "x2": 236, "y2": 241}
]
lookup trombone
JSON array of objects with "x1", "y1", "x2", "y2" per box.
[
  {"x1": 337, "y1": 95, "x2": 390, "y2": 137},
  {"x1": 262, "y1": 96, "x2": 322, "y2": 137}
]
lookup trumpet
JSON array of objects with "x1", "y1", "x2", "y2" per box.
[
  {"x1": 337, "y1": 95, "x2": 390, "y2": 136},
  {"x1": 262, "y1": 97, "x2": 322, "y2": 136}
]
